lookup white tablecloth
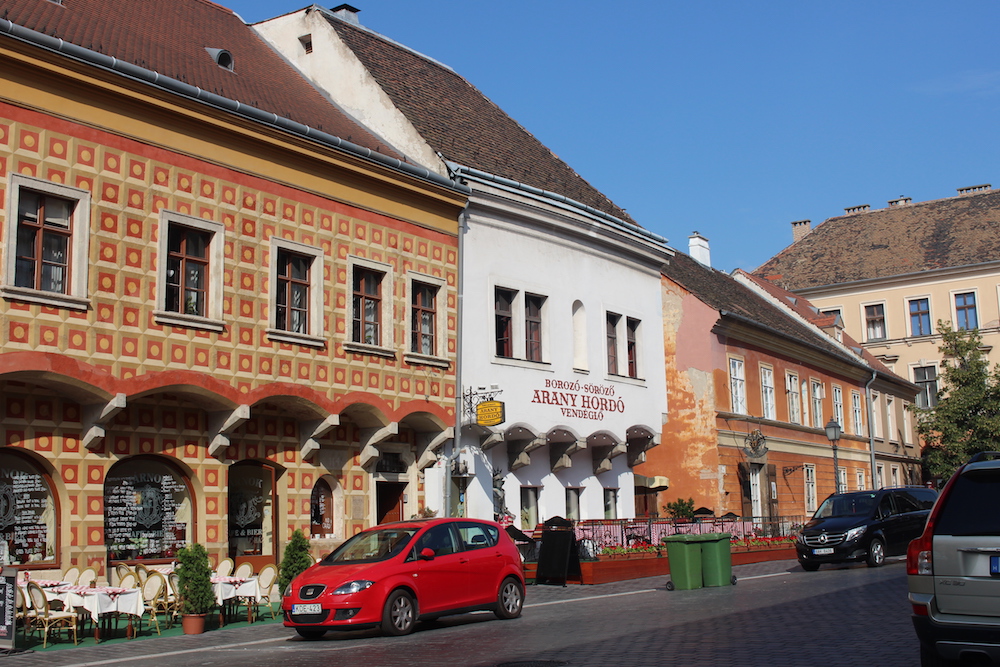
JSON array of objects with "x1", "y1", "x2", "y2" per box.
[
  {"x1": 212, "y1": 577, "x2": 260, "y2": 606},
  {"x1": 49, "y1": 586, "x2": 143, "y2": 622}
]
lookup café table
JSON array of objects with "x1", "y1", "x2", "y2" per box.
[
  {"x1": 49, "y1": 585, "x2": 143, "y2": 642},
  {"x1": 211, "y1": 575, "x2": 260, "y2": 624}
]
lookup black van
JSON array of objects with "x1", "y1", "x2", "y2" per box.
[{"x1": 796, "y1": 486, "x2": 938, "y2": 570}]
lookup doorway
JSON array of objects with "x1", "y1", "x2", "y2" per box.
[{"x1": 376, "y1": 481, "x2": 407, "y2": 523}]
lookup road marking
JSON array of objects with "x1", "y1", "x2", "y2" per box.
[
  {"x1": 46, "y1": 636, "x2": 297, "y2": 667},
  {"x1": 526, "y1": 589, "x2": 658, "y2": 607}
]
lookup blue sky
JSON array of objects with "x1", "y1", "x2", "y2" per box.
[{"x1": 230, "y1": 1, "x2": 1000, "y2": 273}]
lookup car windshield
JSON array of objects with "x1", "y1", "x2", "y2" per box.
[
  {"x1": 321, "y1": 526, "x2": 419, "y2": 564},
  {"x1": 814, "y1": 493, "x2": 877, "y2": 518}
]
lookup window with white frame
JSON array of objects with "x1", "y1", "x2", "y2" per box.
[
  {"x1": 856, "y1": 469, "x2": 865, "y2": 491},
  {"x1": 909, "y1": 298, "x2": 932, "y2": 337},
  {"x1": 525, "y1": 293, "x2": 545, "y2": 362},
  {"x1": 2, "y1": 174, "x2": 92, "y2": 310},
  {"x1": 801, "y1": 380, "x2": 810, "y2": 426},
  {"x1": 851, "y1": 391, "x2": 863, "y2": 435},
  {"x1": 876, "y1": 463, "x2": 885, "y2": 489},
  {"x1": 520, "y1": 487, "x2": 538, "y2": 530},
  {"x1": 267, "y1": 238, "x2": 324, "y2": 347},
  {"x1": 786, "y1": 372, "x2": 801, "y2": 424},
  {"x1": 606, "y1": 312, "x2": 641, "y2": 379},
  {"x1": 729, "y1": 357, "x2": 747, "y2": 414},
  {"x1": 626, "y1": 318, "x2": 640, "y2": 378},
  {"x1": 804, "y1": 464, "x2": 817, "y2": 513},
  {"x1": 603, "y1": 488, "x2": 618, "y2": 519},
  {"x1": 914, "y1": 366, "x2": 938, "y2": 408},
  {"x1": 347, "y1": 256, "x2": 394, "y2": 355},
  {"x1": 891, "y1": 465, "x2": 900, "y2": 487},
  {"x1": 495, "y1": 287, "x2": 515, "y2": 358},
  {"x1": 833, "y1": 385, "x2": 844, "y2": 430},
  {"x1": 155, "y1": 211, "x2": 225, "y2": 331},
  {"x1": 871, "y1": 392, "x2": 882, "y2": 438},
  {"x1": 565, "y1": 488, "x2": 581, "y2": 522},
  {"x1": 837, "y1": 467, "x2": 847, "y2": 494},
  {"x1": 760, "y1": 366, "x2": 776, "y2": 420},
  {"x1": 865, "y1": 303, "x2": 886, "y2": 341},
  {"x1": 886, "y1": 396, "x2": 896, "y2": 441},
  {"x1": 955, "y1": 292, "x2": 978, "y2": 331},
  {"x1": 811, "y1": 380, "x2": 824, "y2": 428},
  {"x1": 405, "y1": 272, "x2": 448, "y2": 367}
]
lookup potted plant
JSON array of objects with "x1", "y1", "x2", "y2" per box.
[
  {"x1": 278, "y1": 529, "x2": 314, "y2": 595},
  {"x1": 664, "y1": 497, "x2": 695, "y2": 521},
  {"x1": 175, "y1": 542, "x2": 216, "y2": 634}
]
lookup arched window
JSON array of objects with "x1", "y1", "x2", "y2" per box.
[
  {"x1": 0, "y1": 451, "x2": 56, "y2": 566},
  {"x1": 310, "y1": 478, "x2": 335, "y2": 538},
  {"x1": 104, "y1": 457, "x2": 192, "y2": 562},
  {"x1": 572, "y1": 300, "x2": 588, "y2": 371},
  {"x1": 228, "y1": 462, "x2": 276, "y2": 563}
]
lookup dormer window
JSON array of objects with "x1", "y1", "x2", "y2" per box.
[
  {"x1": 299, "y1": 34, "x2": 313, "y2": 54},
  {"x1": 205, "y1": 48, "x2": 234, "y2": 71}
]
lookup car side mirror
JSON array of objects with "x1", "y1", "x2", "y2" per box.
[{"x1": 419, "y1": 547, "x2": 435, "y2": 560}]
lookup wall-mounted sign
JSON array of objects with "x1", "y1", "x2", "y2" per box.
[
  {"x1": 476, "y1": 400, "x2": 505, "y2": 426},
  {"x1": 530, "y1": 379, "x2": 627, "y2": 421}
]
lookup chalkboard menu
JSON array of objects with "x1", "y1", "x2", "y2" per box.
[
  {"x1": 0, "y1": 567, "x2": 15, "y2": 650},
  {"x1": 105, "y1": 461, "x2": 190, "y2": 560},
  {"x1": 0, "y1": 457, "x2": 54, "y2": 566},
  {"x1": 228, "y1": 464, "x2": 273, "y2": 558}
]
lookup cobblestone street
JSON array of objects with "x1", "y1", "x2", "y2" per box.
[{"x1": 3, "y1": 558, "x2": 920, "y2": 667}]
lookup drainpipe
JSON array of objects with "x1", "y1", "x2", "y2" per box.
[
  {"x1": 865, "y1": 371, "x2": 878, "y2": 488},
  {"x1": 445, "y1": 204, "x2": 470, "y2": 517}
]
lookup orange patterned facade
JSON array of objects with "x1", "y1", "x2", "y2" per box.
[{"x1": 0, "y1": 33, "x2": 465, "y2": 577}]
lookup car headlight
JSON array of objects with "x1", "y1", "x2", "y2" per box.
[
  {"x1": 845, "y1": 526, "x2": 866, "y2": 542},
  {"x1": 796, "y1": 532, "x2": 806, "y2": 544},
  {"x1": 282, "y1": 582, "x2": 292, "y2": 598},
  {"x1": 332, "y1": 580, "x2": 374, "y2": 595}
]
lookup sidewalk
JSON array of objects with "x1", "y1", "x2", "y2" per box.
[{"x1": 2, "y1": 559, "x2": 803, "y2": 666}]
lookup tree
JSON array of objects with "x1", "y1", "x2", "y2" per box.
[
  {"x1": 278, "y1": 529, "x2": 314, "y2": 594},
  {"x1": 913, "y1": 322, "x2": 1000, "y2": 481}
]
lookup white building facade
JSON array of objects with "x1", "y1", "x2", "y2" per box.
[{"x1": 255, "y1": 4, "x2": 672, "y2": 527}]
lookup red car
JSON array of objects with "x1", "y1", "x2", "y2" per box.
[{"x1": 282, "y1": 517, "x2": 525, "y2": 637}]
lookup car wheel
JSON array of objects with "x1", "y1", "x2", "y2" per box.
[
  {"x1": 381, "y1": 589, "x2": 416, "y2": 636},
  {"x1": 494, "y1": 577, "x2": 523, "y2": 620},
  {"x1": 866, "y1": 538, "x2": 886, "y2": 567},
  {"x1": 295, "y1": 628, "x2": 327, "y2": 640},
  {"x1": 800, "y1": 561, "x2": 820, "y2": 572}
]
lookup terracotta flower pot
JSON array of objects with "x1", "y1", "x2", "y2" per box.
[{"x1": 181, "y1": 613, "x2": 207, "y2": 635}]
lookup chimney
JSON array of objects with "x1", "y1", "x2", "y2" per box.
[
  {"x1": 791, "y1": 219, "x2": 811, "y2": 243},
  {"x1": 331, "y1": 4, "x2": 361, "y2": 25},
  {"x1": 887, "y1": 196, "x2": 911, "y2": 207},
  {"x1": 957, "y1": 184, "x2": 991, "y2": 195},
  {"x1": 688, "y1": 232, "x2": 711, "y2": 268},
  {"x1": 844, "y1": 204, "x2": 870, "y2": 215}
]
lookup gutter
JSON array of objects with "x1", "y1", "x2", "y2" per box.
[
  {"x1": 445, "y1": 161, "x2": 668, "y2": 247},
  {"x1": 865, "y1": 371, "x2": 878, "y2": 488},
  {"x1": 0, "y1": 18, "x2": 470, "y2": 195}
]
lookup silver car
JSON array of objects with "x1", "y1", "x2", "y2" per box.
[{"x1": 908, "y1": 452, "x2": 1000, "y2": 666}]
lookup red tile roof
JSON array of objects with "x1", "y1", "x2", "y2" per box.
[
  {"x1": 0, "y1": 0, "x2": 398, "y2": 157},
  {"x1": 324, "y1": 13, "x2": 636, "y2": 226},
  {"x1": 755, "y1": 188, "x2": 1000, "y2": 291}
]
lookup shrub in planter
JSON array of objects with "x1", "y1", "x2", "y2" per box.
[
  {"x1": 278, "y1": 529, "x2": 313, "y2": 594},
  {"x1": 176, "y1": 542, "x2": 216, "y2": 633},
  {"x1": 664, "y1": 497, "x2": 695, "y2": 520}
]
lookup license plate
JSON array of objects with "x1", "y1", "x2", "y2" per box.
[
  {"x1": 991, "y1": 556, "x2": 1000, "y2": 575},
  {"x1": 292, "y1": 603, "x2": 322, "y2": 615},
  {"x1": 813, "y1": 548, "x2": 834, "y2": 555}
]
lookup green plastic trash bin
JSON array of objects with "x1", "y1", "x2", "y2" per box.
[
  {"x1": 662, "y1": 534, "x2": 702, "y2": 590},
  {"x1": 698, "y1": 532, "x2": 734, "y2": 587}
]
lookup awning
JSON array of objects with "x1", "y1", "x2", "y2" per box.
[{"x1": 633, "y1": 474, "x2": 670, "y2": 492}]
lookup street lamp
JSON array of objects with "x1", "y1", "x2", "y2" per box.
[{"x1": 825, "y1": 417, "x2": 842, "y2": 493}]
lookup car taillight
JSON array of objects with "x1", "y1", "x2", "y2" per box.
[{"x1": 907, "y1": 534, "x2": 933, "y2": 576}]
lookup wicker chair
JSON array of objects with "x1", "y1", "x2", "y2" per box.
[
  {"x1": 255, "y1": 563, "x2": 278, "y2": 620},
  {"x1": 15, "y1": 584, "x2": 31, "y2": 643},
  {"x1": 215, "y1": 557, "x2": 234, "y2": 577},
  {"x1": 118, "y1": 572, "x2": 137, "y2": 590},
  {"x1": 77, "y1": 567, "x2": 98, "y2": 587},
  {"x1": 134, "y1": 562, "x2": 149, "y2": 586},
  {"x1": 233, "y1": 561, "x2": 253, "y2": 579},
  {"x1": 61, "y1": 566, "x2": 81, "y2": 586},
  {"x1": 138, "y1": 571, "x2": 166, "y2": 636},
  {"x1": 26, "y1": 581, "x2": 78, "y2": 648},
  {"x1": 115, "y1": 562, "x2": 133, "y2": 585}
]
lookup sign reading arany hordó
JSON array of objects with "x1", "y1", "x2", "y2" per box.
[{"x1": 530, "y1": 379, "x2": 626, "y2": 421}]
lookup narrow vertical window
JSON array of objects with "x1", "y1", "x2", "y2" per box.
[
  {"x1": 520, "y1": 487, "x2": 538, "y2": 530},
  {"x1": 729, "y1": 358, "x2": 747, "y2": 414},
  {"x1": 804, "y1": 464, "x2": 817, "y2": 513},
  {"x1": 914, "y1": 366, "x2": 938, "y2": 408},
  {"x1": 837, "y1": 468, "x2": 847, "y2": 494},
  {"x1": 606, "y1": 313, "x2": 620, "y2": 375},
  {"x1": 851, "y1": 391, "x2": 864, "y2": 435},
  {"x1": 495, "y1": 288, "x2": 515, "y2": 358},
  {"x1": 411, "y1": 282, "x2": 437, "y2": 355},
  {"x1": 166, "y1": 225, "x2": 210, "y2": 316},
  {"x1": 626, "y1": 317, "x2": 640, "y2": 378},
  {"x1": 760, "y1": 367, "x2": 776, "y2": 420},
  {"x1": 353, "y1": 268, "x2": 382, "y2": 345},
  {"x1": 833, "y1": 386, "x2": 844, "y2": 430},
  {"x1": 786, "y1": 372, "x2": 801, "y2": 424},
  {"x1": 865, "y1": 304, "x2": 886, "y2": 341},
  {"x1": 565, "y1": 488, "x2": 581, "y2": 522},
  {"x1": 275, "y1": 249, "x2": 310, "y2": 334},
  {"x1": 955, "y1": 292, "x2": 978, "y2": 330},
  {"x1": 525, "y1": 294, "x2": 544, "y2": 362},
  {"x1": 15, "y1": 190, "x2": 73, "y2": 293},
  {"x1": 603, "y1": 489, "x2": 618, "y2": 519},
  {"x1": 811, "y1": 380, "x2": 824, "y2": 428},
  {"x1": 909, "y1": 298, "x2": 931, "y2": 336},
  {"x1": 856, "y1": 469, "x2": 866, "y2": 491}
]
